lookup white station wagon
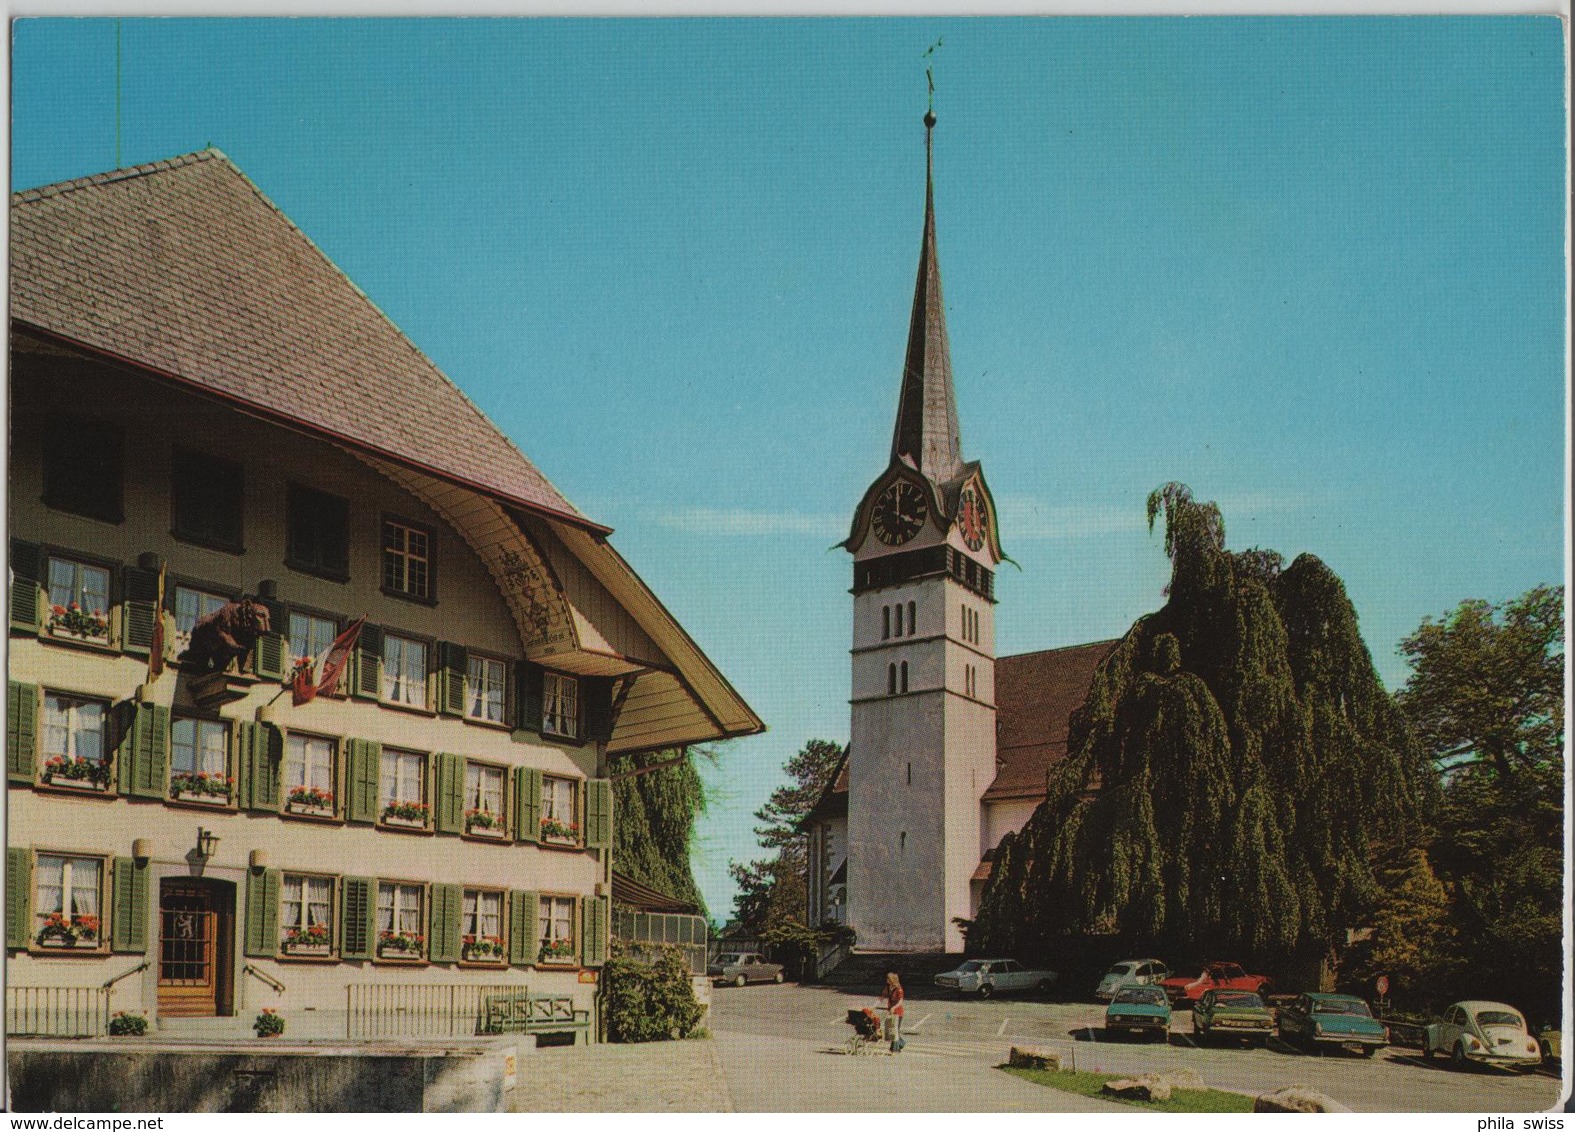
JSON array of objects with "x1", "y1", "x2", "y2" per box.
[{"x1": 935, "y1": 958, "x2": 1058, "y2": 998}]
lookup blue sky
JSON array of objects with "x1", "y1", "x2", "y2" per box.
[{"x1": 10, "y1": 17, "x2": 1567, "y2": 919}]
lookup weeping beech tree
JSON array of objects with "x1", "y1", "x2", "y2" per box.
[
  {"x1": 972, "y1": 484, "x2": 1435, "y2": 973},
  {"x1": 611, "y1": 749, "x2": 710, "y2": 915}
]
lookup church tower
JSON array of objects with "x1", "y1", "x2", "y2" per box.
[{"x1": 842, "y1": 108, "x2": 1004, "y2": 954}]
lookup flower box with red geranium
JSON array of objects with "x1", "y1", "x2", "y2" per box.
[
  {"x1": 170, "y1": 771, "x2": 233, "y2": 805},
  {"x1": 381, "y1": 801, "x2": 430, "y2": 829},
  {"x1": 538, "y1": 938, "x2": 577, "y2": 965},
  {"x1": 464, "y1": 808, "x2": 506, "y2": 839},
  {"x1": 46, "y1": 602, "x2": 109, "y2": 643},
  {"x1": 40, "y1": 755, "x2": 112, "y2": 792},
  {"x1": 540, "y1": 817, "x2": 580, "y2": 846},
  {"x1": 462, "y1": 935, "x2": 506, "y2": 963},
  {"x1": 36, "y1": 911, "x2": 100, "y2": 949},
  {"x1": 281, "y1": 922, "x2": 333, "y2": 956},
  {"x1": 286, "y1": 785, "x2": 335, "y2": 818},
  {"x1": 377, "y1": 930, "x2": 425, "y2": 960}
]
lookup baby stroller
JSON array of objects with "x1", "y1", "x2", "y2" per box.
[{"x1": 844, "y1": 1007, "x2": 885, "y2": 1055}]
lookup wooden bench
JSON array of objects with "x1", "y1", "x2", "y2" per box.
[{"x1": 482, "y1": 993, "x2": 592, "y2": 1043}]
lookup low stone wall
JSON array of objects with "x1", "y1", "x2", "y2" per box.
[{"x1": 7, "y1": 1038, "x2": 520, "y2": 1113}]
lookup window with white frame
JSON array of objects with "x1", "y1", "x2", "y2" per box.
[
  {"x1": 537, "y1": 894, "x2": 576, "y2": 962},
  {"x1": 40, "y1": 692, "x2": 109, "y2": 787},
  {"x1": 32, "y1": 853, "x2": 103, "y2": 949},
  {"x1": 464, "y1": 762, "x2": 506, "y2": 835},
  {"x1": 376, "y1": 881, "x2": 425, "y2": 958},
  {"x1": 45, "y1": 558, "x2": 112, "y2": 641},
  {"x1": 174, "y1": 585, "x2": 229, "y2": 653},
  {"x1": 381, "y1": 517, "x2": 432, "y2": 601},
  {"x1": 279, "y1": 874, "x2": 334, "y2": 953},
  {"x1": 466, "y1": 655, "x2": 507, "y2": 724},
  {"x1": 540, "y1": 775, "x2": 578, "y2": 842},
  {"x1": 542, "y1": 672, "x2": 578, "y2": 738},
  {"x1": 170, "y1": 717, "x2": 231, "y2": 802},
  {"x1": 284, "y1": 733, "x2": 336, "y2": 813},
  {"x1": 288, "y1": 611, "x2": 337, "y2": 666},
  {"x1": 382, "y1": 633, "x2": 428, "y2": 707},
  {"x1": 461, "y1": 888, "x2": 505, "y2": 962},
  {"x1": 379, "y1": 748, "x2": 428, "y2": 825}
]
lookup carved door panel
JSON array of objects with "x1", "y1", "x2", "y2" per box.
[{"x1": 157, "y1": 880, "x2": 231, "y2": 1016}]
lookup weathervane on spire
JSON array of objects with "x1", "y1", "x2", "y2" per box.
[{"x1": 923, "y1": 37, "x2": 943, "y2": 127}]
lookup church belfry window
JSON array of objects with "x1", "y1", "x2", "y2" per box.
[
  {"x1": 882, "y1": 606, "x2": 890, "y2": 640},
  {"x1": 907, "y1": 600, "x2": 916, "y2": 634},
  {"x1": 894, "y1": 604, "x2": 904, "y2": 636},
  {"x1": 900, "y1": 661, "x2": 909, "y2": 693},
  {"x1": 887, "y1": 664, "x2": 897, "y2": 696}
]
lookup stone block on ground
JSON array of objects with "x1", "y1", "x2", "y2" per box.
[
  {"x1": 1157, "y1": 1067, "x2": 1207, "y2": 1091},
  {"x1": 1007, "y1": 1046, "x2": 1060, "y2": 1071},
  {"x1": 1102, "y1": 1074, "x2": 1172, "y2": 1102},
  {"x1": 1253, "y1": 1085, "x2": 1352, "y2": 1113}
]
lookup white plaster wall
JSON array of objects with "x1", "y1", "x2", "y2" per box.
[{"x1": 983, "y1": 798, "x2": 1040, "y2": 857}]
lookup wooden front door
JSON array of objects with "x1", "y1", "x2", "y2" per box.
[{"x1": 158, "y1": 879, "x2": 234, "y2": 1017}]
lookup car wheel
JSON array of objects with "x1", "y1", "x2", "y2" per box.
[
  {"x1": 1361, "y1": 1046, "x2": 1378, "y2": 1059},
  {"x1": 1453, "y1": 1042, "x2": 1471, "y2": 1070},
  {"x1": 773, "y1": 971, "x2": 783, "y2": 984},
  {"x1": 1423, "y1": 1044, "x2": 1435, "y2": 1062},
  {"x1": 735, "y1": 974, "x2": 746, "y2": 988},
  {"x1": 1038, "y1": 978, "x2": 1054, "y2": 994},
  {"x1": 978, "y1": 983, "x2": 994, "y2": 999}
]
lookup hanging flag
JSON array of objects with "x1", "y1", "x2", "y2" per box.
[
  {"x1": 147, "y1": 560, "x2": 167, "y2": 681},
  {"x1": 312, "y1": 615, "x2": 366, "y2": 703}
]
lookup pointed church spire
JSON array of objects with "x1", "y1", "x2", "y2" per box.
[{"x1": 891, "y1": 106, "x2": 963, "y2": 485}]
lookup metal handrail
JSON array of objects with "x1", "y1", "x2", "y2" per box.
[
  {"x1": 102, "y1": 960, "x2": 150, "y2": 990},
  {"x1": 243, "y1": 964, "x2": 286, "y2": 993}
]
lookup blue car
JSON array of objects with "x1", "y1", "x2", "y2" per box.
[
  {"x1": 1276, "y1": 993, "x2": 1388, "y2": 1057},
  {"x1": 1105, "y1": 984, "x2": 1172, "y2": 1042}
]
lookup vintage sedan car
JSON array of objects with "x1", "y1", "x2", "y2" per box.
[
  {"x1": 1192, "y1": 988, "x2": 1274, "y2": 1047},
  {"x1": 1094, "y1": 958, "x2": 1170, "y2": 1001},
  {"x1": 934, "y1": 958, "x2": 1058, "y2": 998},
  {"x1": 1104, "y1": 984, "x2": 1173, "y2": 1041},
  {"x1": 1423, "y1": 1001, "x2": 1542, "y2": 1071},
  {"x1": 707, "y1": 951, "x2": 784, "y2": 987},
  {"x1": 1276, "y1": 992, "x2": 1388, "y2": 1057},
  {"x1": 1159, "y1": 961, "x2": 1272, "y2": 1006}
]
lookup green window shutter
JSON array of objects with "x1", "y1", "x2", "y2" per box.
[
  {"x1": 581, "y1": 894, "x2": 609, "y2": 968},
  {"x1": 429, "y1": 882, "x2": 462, "y2": 962},
  {"x1": 514, "y1": 766, "x2": 542, "y2": 844},
  {"x1": 340, "y1": 876, "x2": 374, "y2": 960},
  {"x1": 509, "y1": 889, "x2": 538, "y2": 966},
  {"x1": 111, "y1": 856, "x2": 149, "y2": 954},
  {"x1": 252, "y1": 632, "x2": 288, "y2": 682},
  {"x1": 123, "y1": 703, "x2": 170, "y2": 799},
  {"x1": 7, "y1": 681, "x2": 39, "y2": 784},
  {"x1": 243, "y1": 867, "x2": 281, "y2": 957},
  {"x1": 9, "y1": 539, "x2": 43, "y2": 634},
  {"x1": 512, "y1": 662, "x2": 544, "y2": 737},
  {"x1": 233, "y1": 721, "x2": 255, "y2": 809},
  {"x1": 241, "y1": 722, "x2": 283, "y2": 811},
  {"x1": 434, "y1": 752, "x2": 464, "y2": 834},
  {"x1": 346, "y1": 738, "x2": 382, "y2": 824},
  {"x1": 7, "y1": 848, "x2": 31, "y2": 950},
  {"x1": 352, "y1": 624, "x2": 384, "y2": 700},
  {"x1": 436, "y1": 642, "x2": 467, "y2": 716},
  {"x1": 586, "y1": 778, "x2": 613, "y2": 850},
  {"x1": 119, "y1": 564, "x2": 160, "y2": 656}
]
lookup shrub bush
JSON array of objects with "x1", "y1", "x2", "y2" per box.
[
  {"x1": 253, "y1": 1008, "x2": 285, "y2": 1038},
  {"x1": 604, "y1": 942, "x2": 703, "y2": 1043},
  {"x1": 108, "y1": 1011, "x2": 148, "y2": 1036}
]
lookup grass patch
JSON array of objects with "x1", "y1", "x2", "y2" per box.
[{"x1": 998, "y1": 1065, "x2": 1256, "y2": 1113}]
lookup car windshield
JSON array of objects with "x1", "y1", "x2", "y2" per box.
[
  {"x1": 958, "y1": 961, "x2": 987, "y2": 972},
  {"x1": 1213, "y1": 965, "x2": 1246, "y2": 978},
  {"x1": 1313, "y1": 999, "x2": 1371, "y2": 1017},
  {"x1": 1113, "y1": 987, "x2": 1167, "y2": 1006},
  {"x1": 1214, "y1": 992, "x2": 1263, "y2": 1008},
  {"x1": 1106, "y1": 964, "x2": 1136, "y2": 976},
  {"x1": 1475, "y1": 1010, "x2": 1523, "y2": 1028},
  {"x1": 718, "y1": 954, "x2": 740, "y2": 965}
]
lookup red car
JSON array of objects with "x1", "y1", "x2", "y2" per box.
[{"x1": 1159, "y1": 962, "x2": 1271, "y2": 1005}]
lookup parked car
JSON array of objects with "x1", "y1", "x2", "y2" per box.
[
  {"x1": 1191, "y1": 988, "x2": 1275, "y2": 1047},
  {"x1": 707, "y1": 951, "x2": 784, "y2": 987},
  {"x1": 1423, "y1": 1001, "x2": 1542, "y2": 1071},
  {"x1": 1276, "y1": 992, "x2": 1388, "y2": 1057},
  {"x1": 1538, "y1": 1027, "x2": 1562, "y2": 1069},
  {"x1": 1104, "y1": 984, "x2": 1172, "y2": 1042},
  {"x1": 1094, "y1": 958, "x2": 1170, "y2": 1001},
  {"x1": 934, "y1": 958, "x2": 1058, "y2": 998},
  {"x1": 1159, "y1": 961, "x2": 1272, "y2": 1005}
]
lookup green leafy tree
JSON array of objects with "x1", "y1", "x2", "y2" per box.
[
  {"x1": 972, "y1": 484, "x2": 1434, "y2": 977},
  {"x1": 1344, "y1": 847, "x2": 1458, "y2": 1006},
  {"x1": 612, "y1": 748, "x2": 711, "y2": 914}
]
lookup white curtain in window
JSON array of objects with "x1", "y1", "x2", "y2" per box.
[
  {"x1": 34, "y1": 855, "x2": 64, "y2": 918},
  {"x1": 307, "y1": 877, "x2": 332, "y2": 927},
  {"x1": 282, "y1": 877, "x2": 303, "y2": 930},
  {"x1": 69, "y1": 859, "x2": 100, "y2": 917}
]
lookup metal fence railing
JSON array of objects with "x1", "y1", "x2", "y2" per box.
[
  {"x1": 6, "y1": 985, "x2": 111, "y2": 1037},
  {"x1": 614, "y1": 910, "x2": 710, "y2": 975},
  {"x1": 344, "y1": 983, "x2": 525, "y2": 1040}
]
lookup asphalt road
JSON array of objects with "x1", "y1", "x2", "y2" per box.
[{"x1": 708, "y1": 982, "x2": 1568, "y2": 1113}]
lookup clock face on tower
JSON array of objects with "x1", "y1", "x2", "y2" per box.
[
  {"x1": 958, "y1": 485, "x2": 988, "y2": 552},
  {"x1": 872, "y1": 481, "x2": 929, "y2": 546}
]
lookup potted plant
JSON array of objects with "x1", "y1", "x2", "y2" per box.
[
  {"x1": 253, "y1": 1008, "x2": 285, "y2": 1038},
  {"x1": 539, "y1": 937, "x2": 577, "y2": 965},
  {"x1": 36, "y1": 911, "x2": 99, "y2": 948},
  {"x1": 170, "y1": 770, "x2": 233, "y2": 805},
  {"x1": 539, "y1": 816, "x2": 580, "y2": 845},
  {"x1": 40, "y1": 754, "x2": 112, "y2": 792},
  {"x1": 462, "y1": 934, "x2": 506, "y2": 963},
  {"x1": 286, "y1": 785, "x2": 335, "y2": 818},
  {"x1": 377, "y1": 930, "x2": 425, "y2": 959},
  {"x1": 381, "y1": 800, "x2": 430, "y2": 829},
  {"x1": 464, "y1": 808, "x2": 506, "y2": 838},
  {"x1": 47, "y1": 601, "x2": 110, "y2": 642},
  {"x1": 108, "y1": 1010, "x2": 149, "y2": 1036},
  {"x1": 281, "y1": 921, "x2": 332, "y2": 956}
]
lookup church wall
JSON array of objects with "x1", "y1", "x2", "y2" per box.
[
  {"x1": 942, "y1": 693, "x2": 998, "y2": 948},
  {"x1": 983, "y1": 798, "x2": 1040, "y2": 855}
]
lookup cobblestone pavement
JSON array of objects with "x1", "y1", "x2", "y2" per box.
[{"x1": 518, "y1": 1036, "x2": 734, "y2": 1111}]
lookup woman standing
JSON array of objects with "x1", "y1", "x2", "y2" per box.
[{"x1": 882, "y1": 972, "x2": 906, "y2": 1052}]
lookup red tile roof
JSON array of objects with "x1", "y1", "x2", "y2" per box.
[
  {"x1": 986, "y1": 639, "x2": 1120, "y2": 801},
  {"x1": 10, "y1": 150, "x2": 596, "y2": 529}
]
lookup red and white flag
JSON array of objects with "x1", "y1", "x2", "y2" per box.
[{"x1": 292, "y1": 616, "x2": 366, "y2": 706}]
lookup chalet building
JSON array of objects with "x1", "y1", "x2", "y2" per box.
[{"x1": 5, "y1": 150, "x2": 761, "y2": 1040}]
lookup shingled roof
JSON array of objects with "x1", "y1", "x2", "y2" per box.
[
  {"x1": 10, "y1": 149, "x2": 595, "y2": 530},
  {"x1": 985, "y1": 639, "x2": 1121, "y2": 802}
]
